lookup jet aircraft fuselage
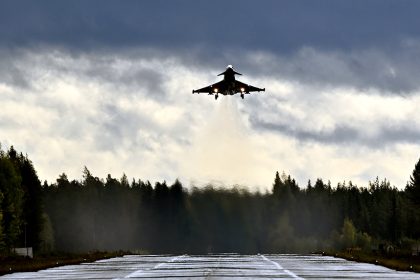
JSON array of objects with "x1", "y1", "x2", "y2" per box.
[{"x1": 192, "y1": 65, "x2": 265, "y2": 100}]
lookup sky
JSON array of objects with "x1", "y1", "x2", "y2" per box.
[{"x1": 1, "y1": 0, "x2": 420, "y2": 190}]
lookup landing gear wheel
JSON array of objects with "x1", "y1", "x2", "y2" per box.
[
  {"x1": 241, "y1": 93, "x2": 244, "y2": 99},
  {"x1": 215, "y1": 94, "x2": 218, "y2": 100}
]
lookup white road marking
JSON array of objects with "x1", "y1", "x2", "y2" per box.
[
  {"x1": 123, "y1": 255, "x2": 186, "y2": 279},
  {"x1": 260, "y1": 255, "x2": 305, "y2": 279},
  {"x1": 284, "y1": 269, "x2": 303, "y2": 279}
]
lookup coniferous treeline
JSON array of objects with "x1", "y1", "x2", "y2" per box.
[
  {"x1": 1, "y1": 144, "x2": 420, "y2": 255},
  {"x1": 0, "y1": 146, "x2": 43, "y2": 254}
]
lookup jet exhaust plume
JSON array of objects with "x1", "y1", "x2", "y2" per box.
[{"x1": 181, "y1": 98, "x2": 265, "y2": 190}]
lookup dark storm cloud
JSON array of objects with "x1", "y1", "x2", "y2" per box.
[
  {"x1": 78, "y1": 57, "x2": 167, "y2": 99},
  {"x1": 1, "y1": 0, "x2": 420, "y2": 53},
  {"x1": 0, "y1": 49, "x2": 167, "y2": 100},
  {"x1": 240, "y1": 47, "x2": 420, "y2": 93},
  {"x1": 0, "y1": 50, "x2": 32, "y2": 89},
  {"x1": 2, "y1": 1, "x2": 420, "y2": 93},
  {"x1": 253, "y1": 118, "x2": 420, "y2": 147}
]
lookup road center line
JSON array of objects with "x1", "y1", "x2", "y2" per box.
[{"x1": 260, "y1": 255, "x2": 305, "y2": 280}]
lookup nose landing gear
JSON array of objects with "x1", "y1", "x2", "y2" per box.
[
  {"x1": 215, "y1": 94, "x2": 219, "y2": 100},
  {"x1": 241, "y1": 93, "x2": 244, "y2": 99}
]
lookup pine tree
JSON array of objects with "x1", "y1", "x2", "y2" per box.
[
  {"x1": 406, "y1": 157, "x2": 420, "y2": 205},
  {"x1": 272, "y1": 171, "x2": 282, "y2": 196},
  {"x1": 16, "y1": 154, "x2": 44, "y2": 251},
  {"x1": 405, "y1": 158, "x2": 420, "y2": 238},
  {"x1": 0, "y1": 153, "x2": 24, "y2": 251}
]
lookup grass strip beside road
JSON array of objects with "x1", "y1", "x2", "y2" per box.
[
  {"x1": 0, "y1": 251, "x2": 127, "y2": 276},
  {"x1": 324, "y1": 251, "x2": 420, "y2": 273}
]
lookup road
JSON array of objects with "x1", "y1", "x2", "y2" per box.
[{"x1": 1, "y1": 254, "x2": 418, "y2": 279}]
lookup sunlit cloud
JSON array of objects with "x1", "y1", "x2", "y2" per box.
[{"x1": 0, "y1": 48, "x2": 419, "y2": 190}]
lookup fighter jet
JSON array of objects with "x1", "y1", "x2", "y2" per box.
[{"x1": 192, "y1": 65, "x2": 265, "y2": 100}]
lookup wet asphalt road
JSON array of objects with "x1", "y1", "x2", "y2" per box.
[{"x1": 1, "y1": 254, "x2": 418, "y2": 279}]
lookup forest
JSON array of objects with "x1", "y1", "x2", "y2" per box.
[{"x1": 0, "y1": 144, "x2": 419, "y2": 255}]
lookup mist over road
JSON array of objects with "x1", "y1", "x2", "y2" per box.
[{"x1": 1, "y1": 254, "x2": 418, "y2": 279}]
